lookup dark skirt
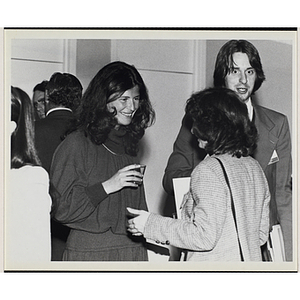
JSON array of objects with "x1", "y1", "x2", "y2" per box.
[{"x1": 62, "y1": 228, "x2": 148, "y2": 261}]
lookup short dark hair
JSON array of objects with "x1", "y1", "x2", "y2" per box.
[
  {"x1": 73, "y1": 61, "x2": 155, "y2": 156},
  {"x1": 185, "y1": 87, "x2": 257, "y2": 158},
  {"x1": 213, "y1": 40, "x2": 266, "y2": 94},
  {"x1": 33, "y1": 80, "x2": 48, "y2": 92},
  {"x1": 11, "y1": 86, "x2": 41, "y2": 168},
  {"x1": 46, "y1": 72, "x2": 83, "y2": 111}
]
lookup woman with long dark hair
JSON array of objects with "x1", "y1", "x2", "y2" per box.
[
  {"x1": 6, "y1": 87, "x2": 51, "y2": 266},
  {"x1": 128, "y1": 87, "x2": 270, "y2": 261},
  {"x1": 50, "y1": 61, "x2": 155, "y2": 261}
]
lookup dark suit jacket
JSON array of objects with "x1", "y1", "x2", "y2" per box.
[
  {"x1": 162, "y1": 105, "x2": 293, "y2": 261},
  {"x1": 35, "y1": 109, "x2": 74, "y2": 173},
  {"x1": 253, "y1": 104, "x2": 292, "y2": 261},
  {"x1": 35, "y1": 109, "x2": 74, "y2": 260}
]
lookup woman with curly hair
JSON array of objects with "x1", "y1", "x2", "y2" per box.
[
  {"x1": 50, "y1": 61, "x2": 155, "y2": 261},
  {"x1": 128, "y1": 87, "x2": 270, "y2": 262}
]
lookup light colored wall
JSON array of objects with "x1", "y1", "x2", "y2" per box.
[
  {"x1": 111, "y1": 40, "x2": 206, "y2": 261},
  {"x1": 10, "y1": 39, "x2": 65, "y2": 98},
  {"x1": 111, "y1": 40, "x2": 205, "y2": 217},
  {"x1": 76, "y1": 39, "x2": 111, "y2": 91}
]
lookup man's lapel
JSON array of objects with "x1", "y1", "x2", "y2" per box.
[{"x1": 253, "y1": 105, "x2": 279, "y2": 171}]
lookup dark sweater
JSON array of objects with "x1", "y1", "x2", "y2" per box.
[{"x1": 50, "y1": 128, "x2": 148, "y2": 254}]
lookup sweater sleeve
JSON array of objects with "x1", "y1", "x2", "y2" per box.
[
  {"x1": 145, "y1": 163, "x2": 228, "y2": 251},
  {"x1": 50, "y1": 135, "x2": 108, "y2": 225}
]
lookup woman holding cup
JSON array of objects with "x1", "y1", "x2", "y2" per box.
[{"x1": 50, "y1": 61, "x2": 155, "y2": 261}]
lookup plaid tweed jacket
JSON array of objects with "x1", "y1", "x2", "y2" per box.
[{"x1": 144, "y1": 154, "x2": 270, "y2": 261}]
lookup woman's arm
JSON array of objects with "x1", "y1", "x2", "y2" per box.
[
  {"x1": 50, "y1": 136, "x2": 144, "y2": 226},
  {"x1": 129, "y1": 163, "x2": 228, "y2": 251}
]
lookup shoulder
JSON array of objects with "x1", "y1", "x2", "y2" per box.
[
  {"x1": 52, "y1": 130, "x2": 98, "y2": 166},
  {"x1": 191, "y1": 156, "x2": 223, "y2": 181},
  {"x1": 254, "y1": 105, "x2": 290, "y2": 137},
  {"x1": 57, "y1": 130, "x2": 88, "y2": 150},
  {"x1": 195, "y1": 154, "x2": 265, "y2": 177},
  {"x1": 12, "y1": 165, "x2": 48, "y2": 175},
  {"x1": 193, "y1": 155, "x2": 221, "y2": 172},
  {"x1": 11, "y1": 165, "x2": 49, "y2": 185},
  {"x1": 254, "y1": 104, "x2": 287, "y2": 122},
  {"x1": 10, "y1": 166, "x2": 51, "y2": 208},
  {"x1": 35, "y1": 118, "x2": 48, "y2": 131},
  {"x1": 220, "y1": 155, "x2": 268, "y2": 187}
]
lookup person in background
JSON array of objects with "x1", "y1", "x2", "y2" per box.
[
  {"x1": 128, "y1": 87, "x2": 270, "y2": 262},
  {"x1": 32, "y1": 80, "x2": 48, "y2": 120},
  {"x1": 162, "y1": 40, "x2": 292, "y2": 261},
  {"x1": 6, "y1": 87, "x2": 51, "y2": 266},
  {"x1": 35, "y1": 72, "x2": 83, "y2": 261},
  {"x1": 35, "y1": 72, "x2": 83, "y2": 173},
  {"x1": 50, "y1": 61, "x2": 155, "y2": 261}
]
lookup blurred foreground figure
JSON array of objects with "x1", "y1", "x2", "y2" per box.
[{"x1": 6, "y1": 87, "x2": 51, "y2": 267}]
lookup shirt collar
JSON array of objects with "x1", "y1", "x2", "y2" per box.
[{"x1": 46, "y1": 107, "x2": 72, "y2": 117}]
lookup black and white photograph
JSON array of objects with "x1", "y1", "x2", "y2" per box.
[{"x1": 2, "y1": 28, "x2": 298, "y2": 273}]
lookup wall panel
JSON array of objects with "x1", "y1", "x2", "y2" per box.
[
  {"x1": 11, "y1": 39, "x2": 64, "y2": 62},
  {"x1": 11, "y1": 60, "x2": 63, "y2": 98},
  {"x1": 113, "y1": 39, "x2": 195, "y2": 73},
  {"x1": 138, "y1": 70, "x2": 193, "y2": 214}
]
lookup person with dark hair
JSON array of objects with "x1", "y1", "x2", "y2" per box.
[
  {"x1": 32, "y1": 80, "x2": 48, "y2": 120},
  {"x1": 162, "y1": 40, "x2": 293, "y2": 261},
  {"x1": 128, "y1": 87, "x2": 270, "y2": 261},
  {"x1": 50, "y1": 61, "x2": 155, "y2": 261},
  {"x1": 35, "y1": 72, "x2": 83, "y2": 173},
  {"x1": 35, "y1": 72, "x2": 83, "y2": 261},
  {"x1": 6, "y1": 87, "x2": 51, "y2": 265},
  {"x1": 213, "y1": 40, "x2": 266, "y2": 95}
]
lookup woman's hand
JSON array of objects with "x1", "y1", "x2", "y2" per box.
[
  {"x1": 102, "y1": 164, "x2": 144, "y2": 194},
  {"x1": 127, "y1": 207, "x2": 150, "y2": 236}
]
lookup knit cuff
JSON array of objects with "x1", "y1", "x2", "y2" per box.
[{"x1": 85, "y1": 182, "x2": 108, "y2": 207}]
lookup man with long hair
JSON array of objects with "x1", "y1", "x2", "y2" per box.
[{"x1": 163, "y1": 40, "x2": 292, "y2": 261}]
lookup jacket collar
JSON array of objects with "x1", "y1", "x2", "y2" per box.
[
  {"x1": 46, "y1": 107, "x2": 72, "y2": 117},
  {"x1": 252, "y1": 104, "x2": 278, "y2": 170}
]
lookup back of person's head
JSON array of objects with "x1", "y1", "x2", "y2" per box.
[
  {"x1": 33, "y1": 80, "x2": 48, "y2": 93},
  {"x1": 77, "y1": 61, "x2": 155, "y2": 147},
  {"x1": 213, "y1": 40, "x2": 266, "y2": 93},
  {"x1": 186, "y1": 87, "x2": 257, "y2": 158},
  {"x1": 11, "y1": 86, "x2": 41, "y2": 168},
  {"x1": 46, "y1": 72, "x2": 83, "y2": 111}
]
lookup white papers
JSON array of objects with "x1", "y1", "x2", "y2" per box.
[
  {"x1": 172, "y1": 177, "x2": 191, "y2": 219},
  {"x1": 267, "y1": 224, "x2": 286, "y2": 262}
]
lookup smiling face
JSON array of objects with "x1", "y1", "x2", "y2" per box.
[
  {"x1": 106, "y1": 85, "x2": 140, "y2": 126},
  {"x1": 224, "y1": 52, "x2": 257, "y2": 103}
]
